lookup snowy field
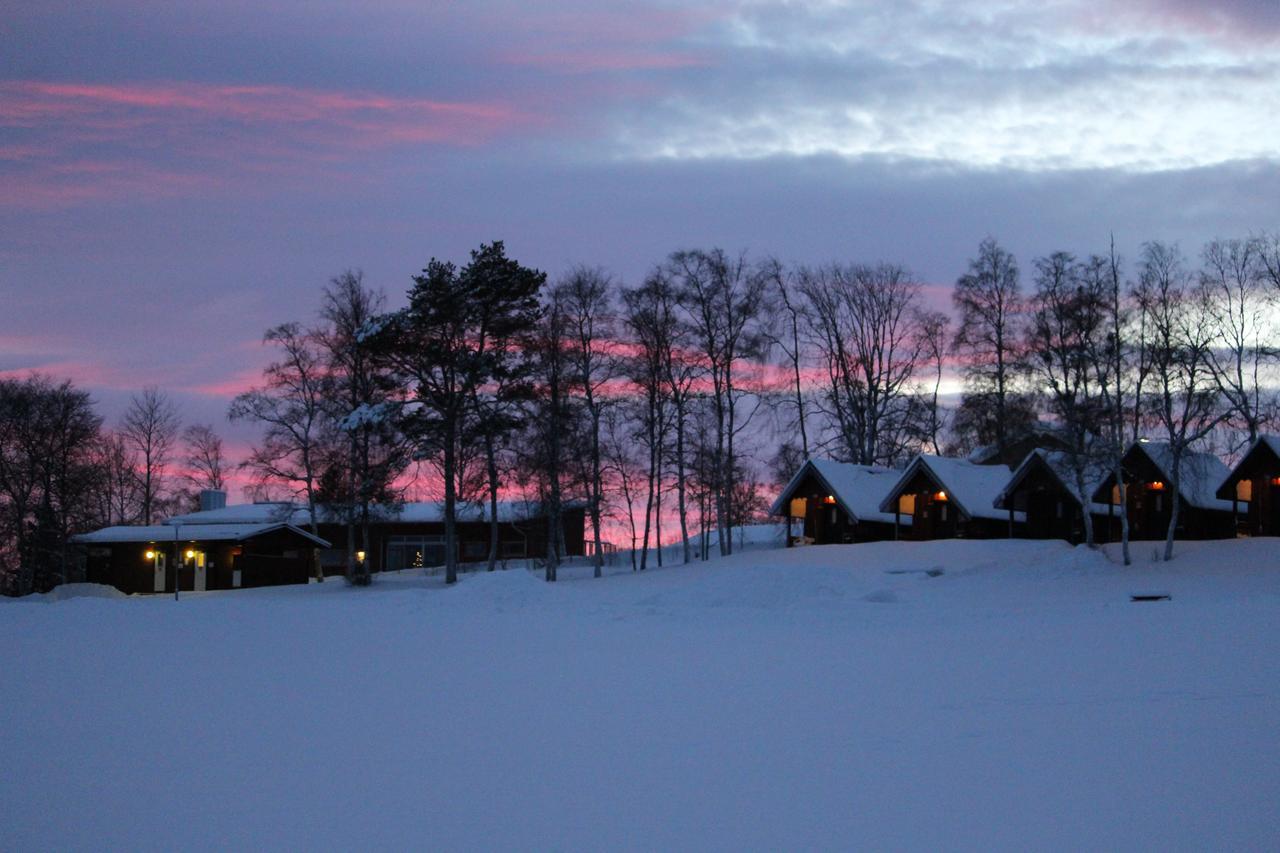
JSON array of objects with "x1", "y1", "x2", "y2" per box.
[{"x1": 5, "y1": 538, "x2": 1280, "y2": 851}]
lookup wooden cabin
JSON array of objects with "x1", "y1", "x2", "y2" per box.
[
  {"x1": 71, "y1": 523, "x2": 329, "y2": 594},
  {"x1": 993, "y1": 450, "x2": 1119, "y2": 544},
  {"x1": 1090, "y1": 441, "x2": 1236, "y2": 541},
  {"x1": 878, "y1": 454, "x2": 1024, "y2": 540},
  {"x1": 770, "y1": 459, "x2": 906, "y2": 545},
  {"x1": 1215, "y1": 435, "x2": 1280, "y2": 537}
]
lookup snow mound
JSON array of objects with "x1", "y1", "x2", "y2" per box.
[{"x1": 33, "y1": 583, "x2": 130, "y2": 602}]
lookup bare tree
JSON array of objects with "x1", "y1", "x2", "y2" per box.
[
  {"x1": 622, "y1": 275, "x2": 672, "y2": 571},
  {"x1": 952, "y1": 238, "x2": 1024, "y2": 455},
  {"x1": 92, "y1": 431, "x2": 141, "y2": 525},
  {"x1": 799, "y1": 262, "x2": 924, "y2": 465},
  {"x1": 1026, "y1": 251, "x2": 1108, "y2": 545},
  {"x1": 182, "y1": 424, "x2": 227, "y2": 494},
  {"x1": 760, "y1": 258, "x2": 811, "y2": 459},
  {"x1": 230, "y1": 324, "x2": 332, "y2": 578},
  {"x1": 915, "y1": 310, "x2": 951, "y2": 454},
  {"x1": 1198, "y1": 237, "x2": 1274, "y2": 445},
  {"x1": 121, "y1": 386, "x2": 180, "y2": 525},
  {"x1": 669, "y1": 248, "x2": 767, "y2": 556},
  {"x1": 556, "y1": 267, "x2": 620, "y2": 578},
  {"x1": 1134, "y1": 242, "x2": 1226, "y2": 561}
]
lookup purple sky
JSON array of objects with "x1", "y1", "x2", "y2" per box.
[{"x1": 4, "y1": 0, "x2": 1279, "y2": 490}]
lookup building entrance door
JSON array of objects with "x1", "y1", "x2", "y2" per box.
[
  {"x1": 193, "y1": 551, "x2": 207, "y2": 592},
  {"x1": 153, "y1": 552, "x2": 166, "y2": 592}
]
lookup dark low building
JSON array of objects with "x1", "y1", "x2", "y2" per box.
[
  {"x1": 71, "y1": 522, "x2": 330, "y2": 594},
  {"x1": 1215, "y1": 435, "x2": 1280, "y2": 537},
  {"x1": 878, "y1": 454, "x2": 1024, "y2": 540},
  {"x1": 165, "y1": 497, "x2": 587, "y2": 576},
  {"x1": 770, "y1": 458, "x2": 907, "y2": 545},
  {"x1": 993, "y1": 450, "x2": 1119, "y2": 544},
  {"x1": 1090, "y1": 441, "x2": 1236, "y2": 540}
]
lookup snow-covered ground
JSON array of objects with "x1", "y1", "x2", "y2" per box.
[{"x1": 4, "y1": 539, "x2": 1280, "y2": 850}]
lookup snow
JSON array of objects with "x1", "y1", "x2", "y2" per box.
[
  {"x1": 771, "y1": 458, "x2": 908, "y2": 525},
  {"x1": 1132, "y1": 441, "x2": 1236, "y2": 512},
  {"x1": 994, "y1": 448, "x2": 1114, "y2": 515},
  {"x1": 881, "y1": 453, "x2": 1025, "y2": 522},
  {"x1": 163, "y1": 499, "x2": 585, "y2": 527},
  {"x1": 70, "y1": 522, "x2": 329, "y2": 546},
  {"x1": 5, "y1": 538, "x2": 1280, "y2": 849}
]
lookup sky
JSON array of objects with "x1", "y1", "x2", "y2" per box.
[{"x1": 3, "y1": 0, "x2": 1279, "y2": 497}]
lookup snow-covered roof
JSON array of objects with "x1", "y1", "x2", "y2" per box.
[
  {"x1": 164, "y1": 499, "x2": 585, "y2": 527},
  {"x1": 1127, "y1": 441, "x2": 1235, "y2": 512},
  {"x1": 994, "y1": 449, "x2": 1113, "y2": 516},
  {"x1": 770, "y1": 458, "x2": 908, "y2": 526},
  {"x1": 72, "y1": 523, "x2": 330, "y2": 547},
  {"x1": 878, "y1": 454, "x2": 1024, "y2": 523},
  {"x1": 1215, "y1": 434, "x2": 1280, "y2": 499}
]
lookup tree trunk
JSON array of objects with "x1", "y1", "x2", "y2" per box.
[
  {"x1": 443, "y1": 423, "x2": 458, "y2": 585},
  {"x1": 485, "y1": 430, "x2": 500, "y2": 572},
  {"x1": 675, "y1": 407, "x2": 691, "y2": 565},
  {"x1": 1163, "y1": 454, "x2": 1181, "y2": 562},
  {"x1": 590, "y1": 407, "x2": 604, "y2": 579}
]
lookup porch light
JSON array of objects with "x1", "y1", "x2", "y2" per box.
[
  {"x1": 823, "y1": 495, "x2": 836, "y2": 505},
  {"x1": 145, "y1": 550, "x2": 155, "y2": 560},
  {"x1": 1149, "y1": 481, "x2": 1165, "y2": 491},
  {"x1": 356, "y1": 550, "x2": 367, "y2": 563},
  {"x1": 934, "y1": 491, "x2": 948, "y2": 501},
  {"x1": 185, "y1": 549, "x2": 196, "y2": 559}
]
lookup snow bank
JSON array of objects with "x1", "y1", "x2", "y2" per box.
[{"x1": 4, "y1": 538, "x2": 1280, "y2": 850}]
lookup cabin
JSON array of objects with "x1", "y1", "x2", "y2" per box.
[
  {"x1": 71, "y1": 522, "x2": 329, "y2": 594},
  {"x1": 967, "y1": 427, "x2": 1073, "y2": 468},
  {"x1": 164, "y1": 496, "x2": 587, "y2": 575},
  {"x1": 993, "y1": 450, "x2": 1119, "y2": 544},
  {"x1": 878, "y1": 454, "x2": 1024, "y2": 540},
  {"x1": 770, "y1": 459, "x2": 907, "y2": 545},
  {"x1": 1090, "y1": 441, "x2": 1236, "y2": 540},
  {"x1": 1214, "y1": 435, "x2": 1280, "y2": 537}
]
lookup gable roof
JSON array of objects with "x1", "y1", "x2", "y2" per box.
[
  {"x1": 1093, "y1": 441, "x2": 1235, "y2": 512},
  {"x1": 769, "y1": 458, "x2": 908, "y2": 526},
  {"x1": 993, "y1": 449, "x2": 1113, "y2": 515},
  {"x1": 878, "y1": 453, "x2": 1023, "y2": 522},
  {"x1": 1215, "y1": 435, "x2": 1280, "y2": 499},
  {"x1": 71, "y1": 522, "x2": 331, "y2": 548}
]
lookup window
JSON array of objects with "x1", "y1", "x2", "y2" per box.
[{"x1": 386, "y1": 535, "x2": 445, "y2": 571}]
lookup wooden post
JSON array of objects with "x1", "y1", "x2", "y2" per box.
[{"x1": 894, "y1": 504, "x2": 900, "y2": 541}]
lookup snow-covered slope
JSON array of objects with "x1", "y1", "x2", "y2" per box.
[{"x1": 4, "y1": 539, "x2": 1280, "y2": 850}]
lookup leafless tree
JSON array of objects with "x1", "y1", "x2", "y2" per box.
[
  {"x1": 915, "y1": 310, "x2": 951, "y2": 454},
  {"x1": 556, "y1": 267, "x2": 620, "y2": 578},
  {"x1": 1026, "y1": 251, "x2": 1108, "y2": 546},
  {"x1": 92, "y1": 431, "x2": 141, "y2": 525},
  {"x1": 669, "y1": 248, "x2": 767, "y2": 556},
  {"x1": 230, "y1": 324, "x2": 333, "y2": 578},
  {"x1": 182, "y1": 424, "x2": 227, "y2": 493},
  {"x1": 1198, "y1": 237, "x2": 1275, "y2": 445},
  {"x1": 622, "y1": 274, "x2": 673, "y2": 570},
  {"x1": 121, "y1": 386, "x2": 180, "y2": 525},
  {"x1": 798, "y1": 262, "x2": 924, "y2": 465},
  {"x1": 1134, "y1": 242, "x2": 1226, "y2": 561},
  {"x1": 952, "y1": 237, "x2": 1024, "y2": 455},
  {"x1": 760, "y1": 258, "x2": 811, "y2": 459}
]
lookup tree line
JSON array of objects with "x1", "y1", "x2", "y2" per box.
[{"x1": 4, "y1": 231, "x2": 1279, "y2": 593}]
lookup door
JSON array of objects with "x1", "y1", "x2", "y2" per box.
[
  {"x1": 153, "y1": 552, "x2": 166, "y2": 592},
  {"x1": 193, "y1": 551, "x2": 207, "y2": 592}
]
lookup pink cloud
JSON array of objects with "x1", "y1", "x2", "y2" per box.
[
  {"x1": 0, "y1": 80, "x2": 540, "y2": 207},
  {"x1": 502, "y1": 49, "x2": 710, "y2": 73}
]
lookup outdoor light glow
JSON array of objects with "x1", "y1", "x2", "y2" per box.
[
  {"x1": 934, "y1": 491, "x2": 948, "y2": 501},
  {"x1": 1149, "y1": 482, "x2": 1165, "y2": 491},
  {"x1": 357, "y1": 551, "x2": 366, "y2": 563},
  {"x1": 823, "y1": 495, "x2": 836, "y2": 505},
  {"x1": 144, "y1": 550, "x2": 155, "y2": 560},
  {"x1": 185, "y1": 549, "x2": 195, "y2": 559}
]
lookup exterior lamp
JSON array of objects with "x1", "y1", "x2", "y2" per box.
[
  {"x1": 822, "y1": 495, "x2": 836, "y2": 505},
  {"x1": 185, "y1": 549, "x2": 196, "y2": 560},
  {"x1": 145, "y1": 550, "x2": 155, "y2": 560},
  {"x1": 356, "y1": 550, "x2": 367, "y2": 563},
  {"x1": 1149, "y1": 481, "x2": 1165, "y2": 491},
  {"x1": 934, "y1": 491, "x2": 948, "y2": 501}
]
